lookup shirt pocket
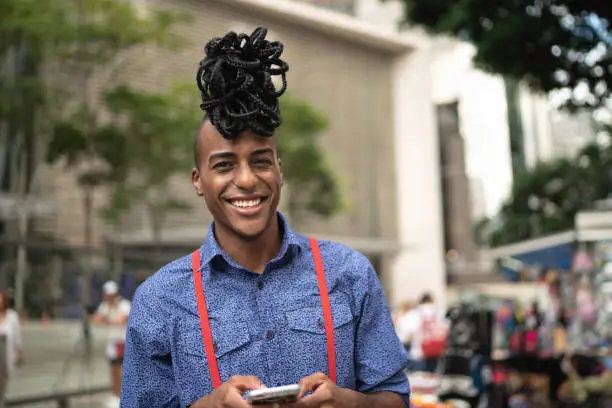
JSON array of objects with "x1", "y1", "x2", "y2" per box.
[
  {"x1": 173, "y1": 319, "x2": 252, "y2": 403},
  {"x1": 282, "y1": 300, "x2": 355, "y2": 382},
  {"x1": 286, "y1": 301, "x2": 354, "y2": 334}
]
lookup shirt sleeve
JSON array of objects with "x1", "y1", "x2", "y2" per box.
[
  {"x1": 352, "y1": 257, "x2": 410, "y2": 405},
  {"x1": 120, "y1": 283, "x2": 180, "y2": 408}
]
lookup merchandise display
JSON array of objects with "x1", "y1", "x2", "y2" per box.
[{"x1": 403, "y1": 239, "x2": 612, "y2": 407}]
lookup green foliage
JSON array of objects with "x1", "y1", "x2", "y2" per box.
[
  {"x1": 99, "y1": 82, "x2": 200, "y2": 233},
  {"x1": 276, "y1": 95, "x2": 344, "y2": 224},
  {"x1": 402, "y1": 0, "x2": 612, "y2": 110},
  {"x1": 46, "y1": 118, "x2": 128, "y2": 187},
  {"x1": 488, "y1": 125, "x2": 612, "y2": 246},
  {"x1": 3, "y1": 0, "x2": 187, "y2": 191}
]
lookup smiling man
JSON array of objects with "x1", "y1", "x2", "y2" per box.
[{"x1": 120, "y1": 27, "x2": 410, "y2": 408}]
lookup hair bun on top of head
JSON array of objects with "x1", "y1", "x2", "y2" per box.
[{"x1": 196, "y1": 27, "x2": 289, "y2": 139}]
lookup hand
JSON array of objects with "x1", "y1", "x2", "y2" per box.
[
  {"x1": 191, "y1": 375, "x2": 266, "y2": 408},
  {"x1": 292, "y1": 372, "x2": 339, "y2": 408}
]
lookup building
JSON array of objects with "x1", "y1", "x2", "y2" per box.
[
  {"x1": 294, "y1": 0, "x2": 356, "y2": 15},
  {"x1": 32, "y1": 0, "x2": 445, "y2": 307},
  {"x1": 437, "y1": 102, "x2": 477, "y2": 266},
  {"x1": 296, "y1": 0, "x2": 405, "y2": 29}
]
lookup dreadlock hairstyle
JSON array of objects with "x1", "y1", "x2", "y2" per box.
[{"x1": 196, "y1": 27, "x2": 289, "y2": 139}]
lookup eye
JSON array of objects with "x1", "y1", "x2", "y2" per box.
[
  {"x1": 213, "y1": 161, "x2": 233, "y2": 171},
  {"x1": 253, "y1": 159, "x2": 273, "y2": 167}
]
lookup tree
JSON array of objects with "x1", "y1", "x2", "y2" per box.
[
  {"x1": 276, "y1": 95, "x2": 344, "y2": 229},
  {"x1": 1, "y1": 0, "x2": 184, "y2": 194},
  {"x1": 100, "y1": 83, "x2": 200, "y2": 259},
  {"x1": 488, "y1": 125, "x2": 612, "y2": 246},
  {"x1": 0, "y1": 0, "x2": 67, "y2": 208},
  {"x1": 401, "y1": 0, "x2": 612, "y2": 110},
  {"x1": 43, "y1": 0, "x2": 186, "y2": 303}
]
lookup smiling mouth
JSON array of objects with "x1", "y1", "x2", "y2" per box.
[{"x1": 226, "y1": 197, "x2": 267, "y2": 209}]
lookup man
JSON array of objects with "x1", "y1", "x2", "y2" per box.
[
  {"x1": 121, "y1": 27, "x2": 410, "y2": 408},
  {"x1": 92, "y1": 281, "x2": 131, "y2": 408}
]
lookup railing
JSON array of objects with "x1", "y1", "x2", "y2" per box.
[{"x1": 6, "y1": 386, "x2": 110, "y2": 408}]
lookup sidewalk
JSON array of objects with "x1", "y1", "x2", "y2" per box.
[{"x1": 6, "y1": 320, "x2": 114, "y2": 407}]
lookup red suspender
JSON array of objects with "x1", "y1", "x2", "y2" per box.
[
  {"x1": 190, "y1": 238, "x2": 337, "y2": 390},
  {"x1": 308, "y1": 237, "x2": 337, "y2": 384},
  {"x1": 191, "y1": 250, "x2": 223, "y2": 389}
]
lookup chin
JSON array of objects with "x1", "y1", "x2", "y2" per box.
[
  {"x1": 231, "y1": 224, "x2": 269, "y2": 241},
  {"x1": 222, "y1": 213, "x2": 269, "y2": 238}
]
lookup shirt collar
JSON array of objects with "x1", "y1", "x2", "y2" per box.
[{"x1": 199, "y1": 211, "x2": 305, "y2": 270}]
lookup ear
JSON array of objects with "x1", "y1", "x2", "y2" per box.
[
  {"x1": 192, "y1": 168, "x2": 204, "y2": 196},
  {"x1": 278, "y1": 157, "x2": 283, "y2": 187}
]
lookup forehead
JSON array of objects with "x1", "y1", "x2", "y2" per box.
[{"x1": 198, "y1": 121, "x2": 276, "y2": 157}]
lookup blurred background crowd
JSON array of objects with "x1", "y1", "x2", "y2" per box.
[{"x1": 1, "y1": 0, "x2": 612, "y2": 407}]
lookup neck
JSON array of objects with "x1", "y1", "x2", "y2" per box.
[{"x1": 215, "y1": 217, "x2": 281, "y2": 274}]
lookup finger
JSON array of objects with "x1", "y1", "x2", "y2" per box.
[
  {"x1": 298, "y1": 373, "x2": 327, "y2": 398},
  {"x1": 296, "y1": 385, "x2": 334, "y2": 408},
  {"x1": 227, "y1": 391, "x2": 253, "y2": 408},
  {"x1": 297, "y1": 373, "x2": 329, "y2": 398},
  {"x1": 228, "y1": 375, "x2": 267, "y2": 391}
]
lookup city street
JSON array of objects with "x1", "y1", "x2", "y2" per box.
[{"x1": 6, "y1": 320, "x2": 113, "y2": 407}]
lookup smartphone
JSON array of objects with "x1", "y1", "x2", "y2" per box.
[{"x1": 246, "y1": 384, "x2": 301, "y2": 405}]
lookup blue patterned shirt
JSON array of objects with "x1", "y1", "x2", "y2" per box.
[{"x1": 120, "y1": 213, "x2": 410, "y2": 407}]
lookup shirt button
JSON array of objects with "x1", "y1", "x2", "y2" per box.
[
  {"x1": 257, "y1": 281, "x2": 264, "y2": 290},
  {"x1": 317, "y1": 318, "x2": 325, "y2": 329},
  {"x1": 266, "y1": 330, "x2": 275, "y2": 340}
]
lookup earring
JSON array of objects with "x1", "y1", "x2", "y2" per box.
[{"x1": 196, "y1": 190, "x2": 203, "y2": 196}]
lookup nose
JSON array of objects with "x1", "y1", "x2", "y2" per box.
[{"x1": 233, "y1": 162, "x2": 257, "y2": 191}]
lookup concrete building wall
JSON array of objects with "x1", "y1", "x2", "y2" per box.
[
  {"x1": 430, "y1": 38, "x2": 514, "y2": 219},
  {"x1": 438, "y1": 102, "x2": 477, "y2": 264},
  {"x1": 392, "y1": 39, "x2": 447, "y2": 309}
]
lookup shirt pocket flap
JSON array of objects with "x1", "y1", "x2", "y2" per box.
[
  {"x1": 213, "y1": 321, "x2": 251, "y2": 358},
  {"x1": 287, "y1": 302, "x2": 353, "y2": 334},
  {"x1": 179, "y1": 320, "x2": 250, "y2": 359}
]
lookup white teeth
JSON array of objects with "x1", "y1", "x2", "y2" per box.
[{"x1": 229, "y1": 199, "x2": 262, "y2": 208}]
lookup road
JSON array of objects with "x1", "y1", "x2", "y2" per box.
[{"x1": 6, "y1": 320, "x2": 114, "y2": 407}]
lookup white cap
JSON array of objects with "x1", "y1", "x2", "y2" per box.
[{"x1": 102, "y1": 281, "x2": 119, "y2": 296}]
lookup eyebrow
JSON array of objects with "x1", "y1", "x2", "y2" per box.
[
  {"x1": 208, "y1": 152, "x2": 235, "y2": 163},
  {"x1": 208, "y1": 148, "x2": 274, "y2": 163},
  {"x1": 252, "y1": 148, "x2": 274, "y2": 156}
]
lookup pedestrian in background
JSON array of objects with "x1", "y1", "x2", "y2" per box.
[
  {"x1": 0, "y1": 291, "x2": 23, "y2": 408},
  {"x1": 394, "y1": 299, "x2": 417, "y2": 353},
  {"x1": 404, "y1": 293, "x2": 448, "y2": 373},
  {"x1": 91, "y1": 281, "x2": 131, "y2": 408}
]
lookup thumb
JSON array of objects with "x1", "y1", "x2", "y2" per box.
[{"x1": 228, "y1": 375, "x2": 267, "y2": 392}]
